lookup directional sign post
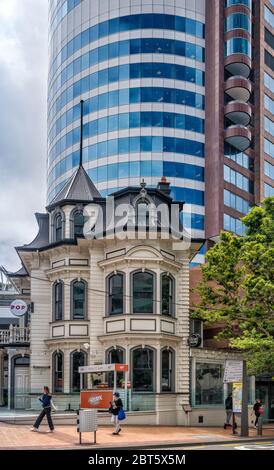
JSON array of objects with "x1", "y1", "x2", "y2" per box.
[{"x1": 223, "y1": 359, "x2": 249, "y2": 437}]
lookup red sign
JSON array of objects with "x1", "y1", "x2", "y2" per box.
[
  {"x1": 114, "y1": 364, "x2": 128, "y2": 372},
  {"x1": 80, "y1": 390, "x2": 113, "y2": 409}
]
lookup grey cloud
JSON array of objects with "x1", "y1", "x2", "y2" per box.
[{"x1": 0, "y1": 0, "x2": 48, "y2": 271}]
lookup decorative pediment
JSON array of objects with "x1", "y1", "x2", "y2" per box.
[{"x1": 125, "y1": 245, "x2": 162, "y2": 260}]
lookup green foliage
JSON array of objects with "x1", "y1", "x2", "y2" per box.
[{"x1": 193, "y1": 197, "x2": 274, "y2": 375}]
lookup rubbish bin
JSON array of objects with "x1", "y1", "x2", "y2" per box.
[{"x1": 77, "y1": 409, "x2": 98, "y2": 444}]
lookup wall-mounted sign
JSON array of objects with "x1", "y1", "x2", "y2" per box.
[
  {"x1": 223, "y1": 360, "x2": 243, "y2": 383},
  {"x1": 10, "y1": 299, "x2": 28, "y2": 317},
  {"x1": 188, "y1": 334, "x2": 202, "y2": 348}
]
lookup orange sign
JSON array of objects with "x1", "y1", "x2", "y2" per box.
[
  {"x1": 114, "y1": 364, "x2": 128, "y2": 372},
  {"x1": 80, "y1": 390, "x2": 113, "y2": 409}
]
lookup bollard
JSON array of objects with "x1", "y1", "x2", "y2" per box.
[{"x1": 257, "y1": 416, "x2": 263, "y2": 436}]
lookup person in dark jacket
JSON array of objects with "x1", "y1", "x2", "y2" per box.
[
  {"x1": 224, "y1": 393, "x2": 233, "y2": 429},
  {"x1": 109, "y1": 392, "x2": 123, "y2": 435},
  {"x1": 30, "y1": 386, "x2": 54, "y2": 433},
  {"x1": 253, "y1": 399, "x2": 263, "y2": 427}
]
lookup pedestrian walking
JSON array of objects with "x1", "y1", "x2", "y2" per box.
[
  {"x1": 224, "y1": 393, "x2": 233, "y2": 429},
  {"x1": 30, "y1": 386, "x2": 55, "y2": 433},
  {"x1": 109, "y1": 392, "x2": 124, "y2": 435},
  {"x1": 253, "y1": 399, "x2": 263, "y2": 427}
]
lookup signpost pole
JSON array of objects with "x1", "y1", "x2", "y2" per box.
[{"x1": 241, "y1": 360, "x2": 249, "y2": 437}]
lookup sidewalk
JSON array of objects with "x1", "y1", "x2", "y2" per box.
[{"x1": 0, "y1": 423, "x2": 273, "y2": 450}]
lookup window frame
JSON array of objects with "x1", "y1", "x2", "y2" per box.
[
  {"x1": 106, "y1": 272, "x2": 125, "y2": 316},
  {"x1": 52, "y1": 350, "x2": 64, "y2": 393},
  {"x1": 131, "y1": 346, "x2": 156, "y2": 392},
  {"x1": 52, "y1": 280, "x2": 64, "y2": 322},
  {"x1": 70, "y1": 350, "x2": 87, "y2": 393},
  {"x1": 131, "y1": 269, "x2": 156, "y2": 314},
  {"x1": 70, "y1": 279, "x2": 87, "y2": 320},
  {"x1": 70, "y1": 208, "x2": 85, "y2": 238},
  {"x1": 161, "y1": 347, "x2": 175, "y2": 393},
  {"x1": 160, "y1": 273, "x2": 176, "y2": 317}
]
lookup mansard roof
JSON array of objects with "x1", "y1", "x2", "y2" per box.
[
  {"x1": 47, "y1": 165, "x2": 102, "y2": 211},
  {"x1": 16, "y1": 213, "x2": 49, "y2": 252},
  {"x1": 7, "y1": 265, "x2": 28, "y2": 277}
]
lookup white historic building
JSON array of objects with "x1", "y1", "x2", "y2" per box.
[{"x1": 2, "y1": 166, "x2": 252, "y2": 426}]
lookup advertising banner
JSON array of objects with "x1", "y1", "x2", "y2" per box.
[
  {"x1": 80, "y1": 390, "x2": 113, "y2": 409},
  {"x1": 232, "y1": 382, "x2": 243, "y2": 413}
]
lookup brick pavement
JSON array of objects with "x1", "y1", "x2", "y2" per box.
[{"x1": 0, "y1": 423, "x2": 273, "y2": 449}]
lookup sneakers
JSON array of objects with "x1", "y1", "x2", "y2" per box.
[
  {"x1": 30, "y1": 427, "x2": 38, "y2": 432},
  {"x1": 46, "y1": 429, "x2": 54, "y2": 433}
]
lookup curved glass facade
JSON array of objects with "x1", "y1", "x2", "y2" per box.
[
  {"x1": 225, "y1": 37, "x2": 252, "y2": 57},
  {"x1": 225, "y1": 13, "x2": 251, "y2": 33},
  {"x1": 48, "y1": 1, "x2": 206, "y2": 233},
  {"x1": 225, "y1": 0, "x2": 251, "y2": 8}
]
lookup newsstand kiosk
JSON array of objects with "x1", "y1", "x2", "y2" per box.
[{"x1": 77, "y1": 363, "x2": 129, "y2": 444}]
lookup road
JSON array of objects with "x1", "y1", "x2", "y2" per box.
[{"x1": 164, "y1": 441, "x2": 274, "y2": 450}]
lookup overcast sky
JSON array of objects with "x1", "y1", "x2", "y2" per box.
[{"x1": 0, "y1": 0, "x2": 48, "y2": 271}]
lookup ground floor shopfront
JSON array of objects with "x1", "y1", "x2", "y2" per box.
[{"x1": 1, "y1": 347, "x2": 272, "y2": 427}]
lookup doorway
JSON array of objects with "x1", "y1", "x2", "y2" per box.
[
  {"x1": 256, "y1": 380, "x2": 274, "y2": 421},
  {"x1": 11, "y1": 355, "x2": 30, "y2": 410}
]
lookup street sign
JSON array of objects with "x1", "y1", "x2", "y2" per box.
[
  {"x1": 10, "y1": 299, "x2": 28, "y2": 317},
  {"x1": 223, "y1": 360, "x2": 243, "y2": 383}
]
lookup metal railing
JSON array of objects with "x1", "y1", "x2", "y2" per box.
[{"x1": 0, "y1": 326, "x2": 30, "y2": 344}]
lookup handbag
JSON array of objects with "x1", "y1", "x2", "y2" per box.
[
  {"x1": 118, "y1": 408, "x2": 126, "y2": 421},
  {"x1": 51, "y1": 400, "x2": 57, "y2": 411}
]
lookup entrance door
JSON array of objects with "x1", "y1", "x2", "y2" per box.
[{"x1": 14, "y1": 367, "x2": 30, "y2": 410}]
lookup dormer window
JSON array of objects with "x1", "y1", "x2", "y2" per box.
[
  {"x1": 55, "y1": 214, "x2": 63, "y2": 242},
  {"x1": 137, "y1": 201, "x2": 150, "y2": 227},
  {"x1": 73, "y1": 211, "x2": 84, "y2": 237}
]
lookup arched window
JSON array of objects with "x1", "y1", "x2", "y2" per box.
[
  {"x1": 132, "y1": 347, "x2": 155, "y2": 391},
  {"x1": 108, "y1": 273, "x2": 124, "y2": 315},
  {"x1": 107, "y1": 347, "x2": 125, "y2": 388},
  {"x1": 161, "y1": 348, "x2": 175, "y2": 392},
  {"x1": 53, "y1": 281, "x2": 63, "y2": 321},
  {"x1": 161, "y1": 274, "x2": 175, "y2": 316},
  {"x1": 132, "y1": 271, "x2": 155, "y2": 314},
  {"x1": 71, "y1": 351, "x2": 86, "y2": 392},
  {"x1": 53, "y1": 351, "x2": 64, "y2": 393},
  {"x1": 55, "y1": 214, "x2": 63, "y2": 242},
  {"x1": 71, "y1": 280, "x2": 87, "y2": 320},
  {"x1": 73, "y1": 211, "x2": 84, "y2": 237}
]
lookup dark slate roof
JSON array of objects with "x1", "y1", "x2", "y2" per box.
[
  {"x1": 47, "y1": 165, "x2": 101, "y2": 211},
  {"x1": 7, "y1": 266, "x2": 28, "y2": 277},
  {"x1": 16, "y1": 213, "x2": 49, "y2": 251}
]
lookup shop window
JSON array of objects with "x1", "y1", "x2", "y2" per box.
[
  {"x1": 132, "y1": 347, "x2": 155, "y2": 392},
  {"x1": 71, "y1": 351, "x2": 86, "y2": 392},
  {"x1": 161, "y1": 348, "x2": 175, "y2": 392},
  {"x1": 195, "y1": 363, "x2": 223, "y2": 405},
  {"x1": 53, "y1": 351, "x2": 64, "y2": 393}
]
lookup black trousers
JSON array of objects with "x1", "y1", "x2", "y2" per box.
[
  {"x1": 255, "y1": 413, "x2": 260, "y2": 426},
  {"x1": 34, "y1": 407, "x2": 54, "y2": 430}
]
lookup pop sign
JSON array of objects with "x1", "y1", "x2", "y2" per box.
[{"x1": 10, "y1": 300, "x2": 28, "y2": 317}]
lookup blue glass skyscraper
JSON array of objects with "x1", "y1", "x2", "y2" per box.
[{"x1": 48, "y1": 0, "x2": 206, "y2": 239}]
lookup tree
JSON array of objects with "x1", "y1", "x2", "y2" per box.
[{"x1": 193, "y1": 196, "x2": 274, "y2": 375}]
